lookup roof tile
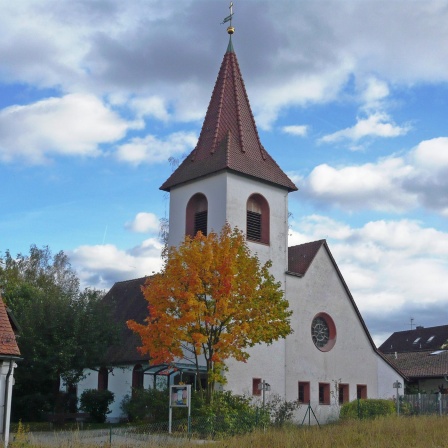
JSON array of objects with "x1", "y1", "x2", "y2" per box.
[{"x1": 160, "y1": 38, "x2": 297, "y2": 192}]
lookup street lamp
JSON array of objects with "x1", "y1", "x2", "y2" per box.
[
  {"x1": 258, "y1": 380, "x2": 271, "y2": 407},
  {"x1": 393, "y1": 381, "x2": 402, "y2": 415}
]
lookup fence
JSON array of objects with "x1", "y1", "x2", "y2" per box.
[
  {"x1": 24, "y1": 414, "x2": 269, "y2": 446},
  {"x1": 401, "y1": 393, "x2": 448, "y2": 416}
]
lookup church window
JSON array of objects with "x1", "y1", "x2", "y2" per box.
[
  {"x1": 357, "y1": 384, "x2": 367, "y2": 399},
  {"x1": 246, "y1": 194, "x2": 269, "y2": 244},
  {"x1": 318, "y1": 383, "x2": 330, "y2": 405},
  {"x1": 298, "y1": 381, "x2": 310, "y2": 404},
  {"x1": 252, "y1": 378, "x2": 262, "y2": 396},
  {"x1": 338, "y1": 384, "x2": 349, "y2": 404},
  {"x1": 311, "y1": 313, "x2": 336, "y2": 352},
  {"x1": 186, "y1": 193, "x2": 208, "y2": 237},
  {"x1": 98, "y1": 367, "x2": 109, "y2": 391},
  {"x1": 132, "y1": 364, "x2": 144, "y2": 390}
]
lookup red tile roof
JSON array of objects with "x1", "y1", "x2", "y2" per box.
[
  {"x1": 287, "y1": 240, "x2": 325, "y2": 276},
  {"x1": 160, "y1": 38, "x2": 297, "y2": 192},
  {"x1": 383, "y1": 350, "x2": 448, "y2": 379},
  {"x1": 0, "y1": 295, "x2": 20, "y2": 357},
  {"x1": 101, "y1": 277, "x2": 151, "y2": 365}
]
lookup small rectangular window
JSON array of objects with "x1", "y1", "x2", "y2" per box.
[
  {"x1": 318, "y1": 383, "x2": 330, "y2": 405},
  {"x1": 252, "y1": 378, "x2": 262, "y2": 396},
  {"x1": 357, "y1": 384, "x2": 367, "y2": 399},
  {"x1": 194, "y1": 211, "x2": 207, "y2": 236},
  {"x1": 247, "y1": 211, "x2": 261, "y2": 241},
  {"x1": 298, "y1": 381, "x2": 310, "y2": 404},
  {"x1": 338, "y1": 384, "x2": 349, "y2": 405}
]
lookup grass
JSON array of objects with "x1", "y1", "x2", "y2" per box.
[{"x1": 9, "y1": 415, "x2": 448, "y2": 448}]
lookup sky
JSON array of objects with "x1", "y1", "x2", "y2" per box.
[{"x1": 1, "y1": 0, "x2": 448, "y2": 346}]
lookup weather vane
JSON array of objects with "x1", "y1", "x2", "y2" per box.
[{"x1": 221, "y1": 1, "x2": 235, "y2": 35}]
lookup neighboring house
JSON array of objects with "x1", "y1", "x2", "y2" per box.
[
  {"x1": 77, "y1": 29, "x2": 404, "y2": 423},
  {"x1": 75, "y1": 277, "x2": 206, "y2": 420},
  {"x1": 378, "y1": 325, "x2": 448, "y2": 394},
  {"x1": 0, "y1": 294, "x2": 21, "y2": 447}
]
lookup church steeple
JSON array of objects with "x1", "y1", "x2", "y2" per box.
[{"x1": 161, "y1": 17, "x2": 297, "y2": 193}]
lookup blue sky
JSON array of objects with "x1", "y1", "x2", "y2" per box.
[{"x1": 1, "y1": 1, "x2": 448, "y2": 345}]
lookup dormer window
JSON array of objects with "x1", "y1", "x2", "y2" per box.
[
  {"x1": 186, "y1": 193, "x2": 208, "y2": 237},
  {"x1": 246, "y1": 194, "x2": 269, "y2": 244}
]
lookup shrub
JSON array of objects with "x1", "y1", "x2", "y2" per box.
[
  {"x1": 340, "y1": 399, "x2": 395, "y2": 420},
  {"x1": 120, "y1": 388, "x2": 168, "y2": 422},
  {"x1": 79, "y1": 389, "x2": 114, "y2": 423},
  {"x1": 264, "y1": 394, "x2": 300, "y2": 427}
]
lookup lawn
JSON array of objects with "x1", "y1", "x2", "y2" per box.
[{"x1": 9, "y1": 416, "x2": 448, "y2": 447}]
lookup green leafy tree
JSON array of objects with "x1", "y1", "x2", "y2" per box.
[{"x1": 0, "y1": 245, "x2": 118, "y2": 420}]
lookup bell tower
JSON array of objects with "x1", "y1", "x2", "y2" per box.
[{"x1": 160, "y1": 9, "x2": 297, "y2": 397}]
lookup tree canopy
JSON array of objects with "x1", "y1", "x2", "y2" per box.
[
  {"x1": 127, "y1": 224, "x2": 292, "y2": 402},
  {"x1": 0, "y1": 245, "x2": 118, "y2": 420}
]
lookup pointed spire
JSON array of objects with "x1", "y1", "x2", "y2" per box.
[{"x1": 160, "y1": 17, "x2": 297, "y2": 193}]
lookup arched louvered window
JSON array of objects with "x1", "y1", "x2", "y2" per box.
[
  {"x1": 186, "y1": 193, "x2": 208, "y2": 237},
  {"x1": 98, "y1": 367, "x2": 109, "y2": 391},
  {"x1": 246, "y1": 194, "x2": 269, "y2": 244}
]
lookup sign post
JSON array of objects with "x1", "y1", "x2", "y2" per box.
[{"x1": 169, "y1": 384, "x2": 191, "y2": 434}]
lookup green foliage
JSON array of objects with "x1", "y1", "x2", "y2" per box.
[
  {"x1": 79, "y1": 389, "x2": 114, "y2": 423},
  {"x1": 120, "y1": 388, "x2": 169, "y2": 422},
  {"x1": 192, "y1": 391, "x2": 268, "y2": 437},
  {"x1": 0, "y1": 245, "x2": 119, "y2": 421},
  {"x1": 264, "y1": 394, "x2": 300, "y2": 427},
  {"x1": 340, "y1": 399, "x2": 395, "y2": 420}
]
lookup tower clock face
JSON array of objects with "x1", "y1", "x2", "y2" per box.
[
  {"x1": 311, "y1": 313, "x2": 336, "y2": 352},
  {"x1": 311, "y1": 317, "x2": 330, "y2": 348}
]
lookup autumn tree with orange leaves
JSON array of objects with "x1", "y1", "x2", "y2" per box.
[{"x1": 127, "y1": 224, "x2": 292, "y2": 403}]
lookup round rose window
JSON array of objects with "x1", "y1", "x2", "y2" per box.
[{"x1": 311, "y1": 313, "x2": 336, "y2": 352}]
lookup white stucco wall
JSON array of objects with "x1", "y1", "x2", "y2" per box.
[
  {"x1": 76, "y1": 366, "x2": 154, "y2": 422},
  {"x1": 167, "y1": 171, "x2": 290, "y2": 399},
  {"x1": 285, "y1": 246, "x2": 403, "y2": 423}
]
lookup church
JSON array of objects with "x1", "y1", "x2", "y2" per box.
[{"x1": 76, "y1": 22, "x2": 403, "y2": 424}]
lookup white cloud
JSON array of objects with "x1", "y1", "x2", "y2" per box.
[
  {"x1": 302, "y1": 135, "x2": 448, "y2": 215},
  {"x1": 411, "y1": 137, "x2": 448, "y2": 169},
  {"x1": 125, "y1": 212, "x2": 160, "y2": 233},
  {"x1": 70, "y1": 239, "x2": 163, "y2": 290},
  {"x1": 115, "y1": 131, "x2": 197, "y2": 165},
  {"x1": 360, "y1": 77, "x2": 390, "y2": 109},
  {"x1": 305, "y1": 157, "x2": 417, "y2": 212},
  {"x1": 129, "y1": 96, "x2": 170, "y2": 122},
  {"x1": 0, "y1": 93, "x2": 135, "y2": 164},
  {"x1": 319, "y1": 112, "x2": 410, "y2": 144},
  {"x1": 289, "y1": 215, "x2": 448, "y2": 342},
  {"x1": 281, "y1": 125, "x2": 308, "y2": 137}
]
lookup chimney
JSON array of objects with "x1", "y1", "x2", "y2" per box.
[{"x1": 416, "y1": 326, "x2": 424, "y2": 330}]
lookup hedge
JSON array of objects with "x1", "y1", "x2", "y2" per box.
[{"x1": 340, "y1": 399, "x2": 395, "y2": 420}]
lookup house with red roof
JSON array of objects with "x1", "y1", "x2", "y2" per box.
[
  {"x1": 76, "y1": 23, "x2": 404, "y2": 423},
  {"x1": 379, "y1": 325, "x2": 448, "y2": 394},
  {"x1": 0, "y1": 294, "x2": 21, "y2": 446}
]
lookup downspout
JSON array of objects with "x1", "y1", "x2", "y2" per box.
[{"x1": 3, "y1": 359, "x2": 14, "y2": 448}]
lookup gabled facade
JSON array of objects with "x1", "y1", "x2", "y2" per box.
[{"x1": 77, "y1": 29, "x2": 403, "y2": 423}]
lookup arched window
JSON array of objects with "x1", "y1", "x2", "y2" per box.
[
  {"x1": 186, "y1": 193, "x2": 208, "y2": 237},
  {"x1": 246, "y1": 194, "x2": 269, "y2": 244},
  {"x1": 98, "y1": 367, "x2": 109, "y2": 391},
  {"x1": 132, "y1": 364, "x2": 144, "y2": 390}
]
